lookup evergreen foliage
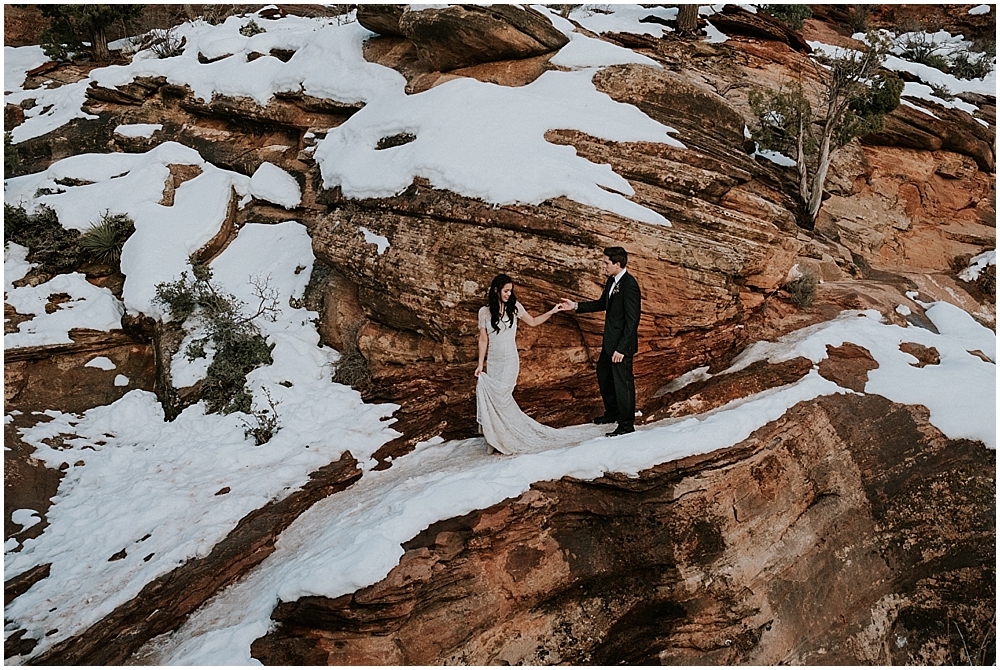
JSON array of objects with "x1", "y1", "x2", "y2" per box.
[
  {"x1": 239, "y1": 19, "x2": 266, "y2": 37},
  {"x1": 39, "y1": 5, "x2": 145, "y2": 62},
  {"x1": 4, "y1": 132, "x2": 20, "y2": 179},
  {"x1": 154, "y1": 260, "x2": 277, "y2": 415},
  {"x1": 760, "y1": 4, "x2": 812, "y2": 31},
  {"x1": 3, "y1": 204, "x2": 82, "y2": 275},
  {"x1": 785, "y1": 268, "x2": 818, "y2": 308},
  {"x1": 748, "y1": 32, "x2": 902, "y2": 228},
  {"x1": 78, "y1": 212, "x2": 135, "y2": 267}
]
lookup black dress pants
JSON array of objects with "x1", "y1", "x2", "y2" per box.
[{"x1": 596, "y1": 349, "x2": 635, "y2": 428}]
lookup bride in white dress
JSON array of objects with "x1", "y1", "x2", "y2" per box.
[{"x1": 475, "y1": 274, "x2": 567, "y2": 455}]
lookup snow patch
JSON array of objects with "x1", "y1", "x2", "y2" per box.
[
  {"x1": 114, "y1": 123, "x2": 163, "y2": 138},
  {"x1": 250, "y1": 162, "x2": 302, "y2": 209},
  {"x1": 85, "y1": 356, "x2": 117, "y2": 371}
]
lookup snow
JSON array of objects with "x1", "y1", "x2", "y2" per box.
[
  {"x1": 4, "y1": 221, "x2": 401, "y2": 660},
  {"x1": 704, "y1": 21, "x2": 729, "y2": 44},
  {"x1": 316, "y1": 69, "x2": 680, "y2": 226},
  {"x1": 85, "y1": 356, "x2": 117, "y2": 371},
  {"x1": 809, "y1": 32, "x2": 996, "y2": 101},
  {"x1": 3, "y1": 45, "x2": 48, "y2": 91},
  {"x1": 8, "y1": 10, "x2": 684, "y2": 228},
  {"x1": 969, "y1": 4, "x2": 991, "y2": 15},
  {"x1": 4, "y1": 270, "x2": 125, "y2": 350},
  {"x1": 114, "y1": 123, "x2": 163, "y2": 138},
  {"x1": 359, "y1": 227, "x2": 390, "y2": 255},
  {"x1": 114, "y1": 374, "x2": 130, "y2": 387},
  {"x1": 249, "y1": 162, "x2": 301, "y2": 209},
  {"x1": 567, "y1": 5, "x2": 677, "y2": 38},
  {"x1": 895, "y1": 305, "x2": 912, "y2": 316},
  {"x1": 756, "y1": 148, "x2": 796, "y2": 167},
  {"x1": 959, "y1": 249, "x2": 996, "y2": 282},
  {"x1": 4, "y1": 242, "x2": 34, "y2": 287},
  {"x1": 550, "y1": 31, "x2": 662, "y2": 69},
  {"x1": 4, "y1": 143, "x2": 311, "y2": 320},
  {"x1": 136, "y1": 302, "x2": 995, "y2": 665},
  {"x1": 3, "y1": 9, "x2": 996, "y2": 665},
  {"x1": 11, "y1": 509, "x2": 41, "y2": 531}
]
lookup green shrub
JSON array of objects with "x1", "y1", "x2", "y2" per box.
[
  {"x1": 929, "y1": 82, "x2": 954, "y2": 101},
  {"x1": 760, "y1": 4, "x2": 812, "y2": 31},
  {"x1": 154, "y1": 260, "x2": 277, "y2": 415},
  {"x1": 4, "y1": 132, "x2": 20, "y2": 179},
  {"x1": 3, "y1": 204, "x2": 82, "y2": 275},
  {"x1": 949, "y1": 51, "x2": 994, "y2": 80},
  {"x1": 785, "y1": 268, "x2": 818, "y2": 308},
  {"x1": 147, "y1": 27, "x2": 185, "y2": 59},
  {"x1": 241, "y1": 387, "x2": 280, "y2": 445},
  {"x1": 78, "y1": 212, "x2": 135, "y2": 267},
  {"x1": 239, "y1": 19, "x2": 265, "y2": 37}
]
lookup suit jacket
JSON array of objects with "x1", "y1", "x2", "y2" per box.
[{"x1": 576, "y1": 271, "x2": 641, "y2": 356}]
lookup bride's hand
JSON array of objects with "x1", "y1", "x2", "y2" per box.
[{"x1": 474, "y1": 363, "x2": 483, "y2": 377}]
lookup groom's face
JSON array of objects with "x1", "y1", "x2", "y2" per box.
[{"x1": 603, "y1": 256, "x2": 621, "y2": 276}]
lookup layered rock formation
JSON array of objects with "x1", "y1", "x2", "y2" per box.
[
  {"x1": 252, "y1": 394, "x2": 995, "y2": 665},
  {"x1": 4, "y1": 4, "x2": 995, "y2": 666}
]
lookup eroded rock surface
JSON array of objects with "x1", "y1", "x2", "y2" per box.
[{"x1": 252, "y1": 394, "x2": 996, "y2": 665}]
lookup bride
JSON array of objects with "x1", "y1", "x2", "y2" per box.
[{"x1": 475, "y1": 273, "x2": 566, "y2": 455}]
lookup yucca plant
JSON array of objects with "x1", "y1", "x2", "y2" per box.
[{"x1": 79, "y1": 212, "x2": 135, "y2": 266}]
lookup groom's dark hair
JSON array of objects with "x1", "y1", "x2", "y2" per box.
[{"x1": 604, "y1": 246, "x2": 628, "y2": 268}]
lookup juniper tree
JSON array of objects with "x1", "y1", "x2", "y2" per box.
[
  {"x1": 749, "y1": 33, "x2": 902, "y2": 228},
  {"x1": 39, "y1": 5, "x2": 145, "y2": 62}
]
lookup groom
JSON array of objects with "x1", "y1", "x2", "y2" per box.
[{"x1": 560, "y1": 246, "x2": 641, "y2": 437}]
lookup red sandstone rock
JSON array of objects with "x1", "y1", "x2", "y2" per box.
[{"x1": 251, "y1": 395, "x2": 995, "y2": 665}]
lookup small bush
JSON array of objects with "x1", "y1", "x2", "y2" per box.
[
  {"x1": 785, "y1": 268, "x2": 818, "y2": 308},
  {"x1": 332, "y1": 320, "x2": 373, "y2": 392},
  {"x1": 977, "y1": 264, "x2": 996, "y2": 298},
  {"x1": 239, "y1": 19, "x2": 265, "y2": 37},
  {"x1": 3, "y1": 204, "x2": 82, "y2": 276},
  {"x1": 148, "y1": 28, "x2": 185, "y2": 58},
  {"x1": 79, "y1": 212, "x2": 134, "y2": 267},
  {"x1": 949, "y1": 51, "x2": 994, "y2": 80},
  {"x1": 154, "y1": 260, "x2": 278, "y2": 415},
  {"x1": 5, "y1": 132, "x2": 20, "y2": 179},
  {"x1": 929, "y1": 82, "x2": 954, "y2": 101},
  {"x1": 241, "y1": 387, "x2": 280, "y2": 445},
  {"x1": 761, "y1": 4, "x2": 812, "y2": 31},
  {"x1": 847, "y1": 4, "x2": 872, "y2": 34},
  {"x1": 897, "y1": 26, "x2": 950, "y2": 72}
]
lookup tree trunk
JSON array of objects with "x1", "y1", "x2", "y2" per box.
[
  {"x1": 677, "y1": 5, "x2": 699, "y2": 35},
  {"x1": 90, "y1": 26, "x2": 111, "y2": 62}
]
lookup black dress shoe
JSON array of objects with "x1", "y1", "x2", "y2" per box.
[
  {"x1": 593, "y1": 415, "x2": 620, "y2": 425},
  {"x1": 606, "y1": 425, "x2": 635, "y2": 437}
]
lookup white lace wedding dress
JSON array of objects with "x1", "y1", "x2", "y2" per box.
[{"x1": 476, "y1": 303, "x2": 564, "y2": 455}]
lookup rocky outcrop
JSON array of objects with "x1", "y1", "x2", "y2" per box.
[
  {"x1": 251, "y1": 394, "x2": 996, "y2": 665},
  {"x1": 708, "y1": 4, "x2": 813, "y2": 54},
  {"x1": 14, "y1": 453, "x2": 362, "y2": 666},
  {"x1": 4, "y1": 329, "x2": 154, "y2": 414},
  {"x1": 360, "y1": 4, "x2": 570, "y2": 71}
]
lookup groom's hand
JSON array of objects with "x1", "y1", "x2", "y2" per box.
[
  {"x1": 559, "y1": 298, "x2": 577, "y2": 311},
  {"x1": 612, "y1": 351, "x2": 624, "y2": 363}
]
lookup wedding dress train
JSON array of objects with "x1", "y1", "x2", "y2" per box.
[{"x1": 476, "y1": 304, "x2": 563, "y2": 455}]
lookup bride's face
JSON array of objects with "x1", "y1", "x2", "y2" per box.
[{"x1": 500, "y1": 283, "x2": 513, "y2": 302}]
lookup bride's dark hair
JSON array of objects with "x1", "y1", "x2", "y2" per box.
[{"x1": 487, "y1": 274, "x2": 517, "y2": 334}]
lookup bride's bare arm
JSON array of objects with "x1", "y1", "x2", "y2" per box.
[
  {"x1": 520, "y1": 303, "x2": 563, "y2": 327},
  {"x1": 474, "y1": 327, "x2": 488, "y2": 376}
]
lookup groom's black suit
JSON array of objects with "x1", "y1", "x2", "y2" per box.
[{"x1": 576, "y1": 271, "x2": 641, "y2": 431}]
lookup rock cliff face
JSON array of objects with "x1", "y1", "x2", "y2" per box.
[
  {"x1": 252, "y1": 394, "x2": 995, "y2": 665},
  {"x1": 3, "y1": 4, "x2": 995, "y2": 666}
]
